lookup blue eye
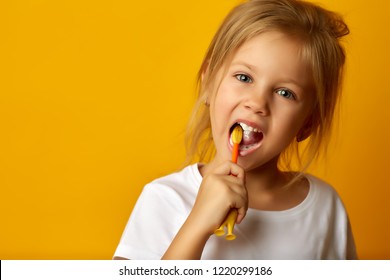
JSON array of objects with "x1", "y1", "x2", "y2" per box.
[
  {"x1": 276, "y1": 88, "x2": 295, "y2": 100},
  {"x1": 235, "y1": 74, "x2": 252, "y2": 83}
]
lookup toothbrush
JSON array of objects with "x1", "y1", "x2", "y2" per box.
[{"x1": 214, "y1": 124, "x2": 243, "y2": 240}]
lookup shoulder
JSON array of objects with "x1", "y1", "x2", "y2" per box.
[
  {"x1": 114, "y1": 164, "x2": 202, "y2": 260},
  {"x1": 128, "y1": 164, "x2": 202, "y2": 233},
  {"x1": 149, "y1": 163, "x2": 201, "y2": 187},
  {"x1": 306, "y1": 174, "x2": 339, "y2": 198},
  {"x1": 304, "y1": 173, "x2": 347, "y2": 214},
  {"x1": 139, "y1": 164, "x2": 202, "y2": 209},
  {"x1": 304, "y1": 174, "x2": 357, "y2": 259},
  {"x1": 145, "y1": 163, "x2": 201, "y2": 193}
]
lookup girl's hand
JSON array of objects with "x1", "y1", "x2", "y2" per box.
[
  {"x1": 162, "y1": 161, "x2": 247, "y2": 259},
  {"x1": 189, "y1": 161, "x2": 248, "y2": 236}
]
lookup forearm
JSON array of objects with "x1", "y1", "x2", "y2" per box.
[{"x1": 162, "y1": 214, "x2": 211, "y2": 260}]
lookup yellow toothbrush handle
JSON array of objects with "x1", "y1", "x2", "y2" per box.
[
  {"x1": 225, "y1": 209, "x2": 238, "y2": 240},
  {"x1": 213, "y1": 209, "x2": 238, "y2": 240},
  {"x1": 214, "y1": 225, "x2": 225, "y2": 236}
]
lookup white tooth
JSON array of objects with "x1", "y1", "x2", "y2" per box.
[
  {"x1": 238, "y1": 122, "x2": 261, "y2": 133},
  {"x1": 239, "y1": 122, "x2": 251, "y2": 131}
]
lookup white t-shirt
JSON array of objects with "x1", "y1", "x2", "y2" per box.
[{"x1": 114, "y1": 164, "x2": 357, "y2": 259}]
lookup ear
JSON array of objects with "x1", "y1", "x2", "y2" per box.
[
  {"x1": 296, "y1": 126, "x2": 311, "y2": 142},
  {"x1": 200, "y1": 60, "x2": 210, "y2": 82},
  {"x1": 204, "y1": 95, "x2": 210, "y2": 107},
  {"x1": 200, "y1": 61, "x2": 211, "y2": 106},
  {"x1": 296, "y1": 118, "x2": 315, "y2": 142}
]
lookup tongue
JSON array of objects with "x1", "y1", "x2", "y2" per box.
[{"x1": 241, "y1": 130, "x2": 263, "y2": 146}]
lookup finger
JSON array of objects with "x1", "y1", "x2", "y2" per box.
[
  {"x1": 212, "y1": 161, "x2": 245, "y2": 179},
  {"x1": 235, "y1": 206, "x2": 247, "y2": 224},
  {"x1": 229, "y1": 162, "x2": 245, "y2": 179},
  {"x1": 226, "y1": 180, "x2": 248, "y2": 224}
]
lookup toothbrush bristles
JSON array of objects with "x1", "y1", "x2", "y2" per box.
[{"x1": 231, "y1": 124, "x2": 243, "y2": 144}]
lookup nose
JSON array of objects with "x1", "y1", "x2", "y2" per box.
[{"x1": 243, "y1": 88, "x2": 270, "y2": 116}]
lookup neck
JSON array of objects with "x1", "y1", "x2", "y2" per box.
[{"x1": 244, "y1": 156, "x2": 287, "y2": 192}]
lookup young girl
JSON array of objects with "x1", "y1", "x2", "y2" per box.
[{"x1": 114, "y1": 0, "x2": 357, "y2": 259}]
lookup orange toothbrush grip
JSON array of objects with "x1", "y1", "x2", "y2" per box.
[{"x1": 232, "y1": 143, "x2": 239, "y2": 163}]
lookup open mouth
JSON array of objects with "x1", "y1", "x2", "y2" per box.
[{"x1": 230, "y1": 122, "x2": 263, "y2": 154}]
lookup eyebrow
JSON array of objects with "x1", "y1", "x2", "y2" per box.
[{"x1": 230, "y1": 61, "x2": 258, "y2": 71}]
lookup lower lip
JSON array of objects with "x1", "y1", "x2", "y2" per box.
[
  {"x1": 228, "y1": 137, "x2": 262, "y2": 157},
  {"x1": 239, "y1": 142, "x2": 262, "y2": 156}
]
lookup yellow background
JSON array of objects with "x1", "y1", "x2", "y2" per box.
[{"x1": 1, "y1": 0, "x2": 389, "y2": 259}]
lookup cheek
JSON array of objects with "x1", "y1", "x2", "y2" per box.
[
  {"x1": 273, "y1": 106, "x2": 308, "y2": 137},
  {"x1": 213, "y1": 82, "x2": 238, "y2": 111},
  {"x1": 209, "y1": 85, "x2": 237, "y2": 140},
  {"x1": 212, "y1": 82, "x2": 233, "y2": 112},
  {"x1": 209, "y1": 97, "x2": 229, "y2": 135}
]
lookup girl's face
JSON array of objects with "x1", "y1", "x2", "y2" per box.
[{"x1": 209, "y1": 31, "x2": 315, "y2": 172}]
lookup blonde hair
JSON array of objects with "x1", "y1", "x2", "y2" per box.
[{"x1": 185, "y1": 0, "x2": 349, "y2": 172}]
